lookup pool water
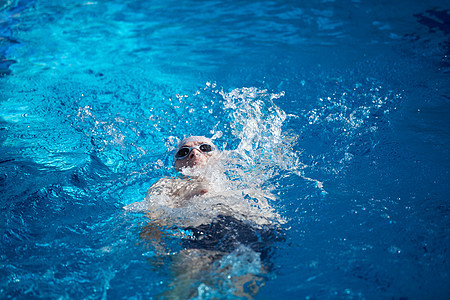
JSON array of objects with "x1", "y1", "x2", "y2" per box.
[{"x1": 1, "y1": 0, "x2": 449, "y2": 299}]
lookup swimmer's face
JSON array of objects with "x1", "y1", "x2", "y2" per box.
[{"x1": 174, "y1": 141, "x2": 215, "y2": 171}]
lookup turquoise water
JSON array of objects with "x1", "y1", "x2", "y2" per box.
[{"x1": 1, "y1": 0, "x2": 449, "y2": 299}]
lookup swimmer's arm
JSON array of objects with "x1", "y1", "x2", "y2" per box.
[
  {"x1": 139, "y1": 215, "x2": 175, "y2": 256},
  {"x1": 123, "y1": 178, "x2": 174, "y2": 212},
  {"x1": 145, "y1": 177, "x2": 173, "y2": 199}
]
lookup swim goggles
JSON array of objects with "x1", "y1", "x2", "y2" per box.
[{"x1": 174, "y1": 143, "x2": 215, "y2": 160}]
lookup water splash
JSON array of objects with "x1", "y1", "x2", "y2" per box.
[
  {"x1": 219, "y1": 87, "x2": 302, "y2": 187},
  {"x1": 124, "y1": 84, "x2": 310, "y2": 229}
]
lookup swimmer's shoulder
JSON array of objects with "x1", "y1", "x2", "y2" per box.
[{"x1": 146, "y1": 177, "x2": 179, "y2": 195}]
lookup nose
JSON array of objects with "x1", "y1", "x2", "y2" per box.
[{"x1": 189, "y1": 148, "x2": 202, "y2": 159}]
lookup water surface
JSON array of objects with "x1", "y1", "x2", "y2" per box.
[{"x1": 1, "y1": 0, "x2": 449, "y2": 299}]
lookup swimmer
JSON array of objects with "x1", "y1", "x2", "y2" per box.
[{"x1": 126, "y1": 136, "x2": 282, "y2": 299}]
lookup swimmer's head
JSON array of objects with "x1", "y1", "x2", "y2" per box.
[{"x1": 174, "y1": 136, "x2": 217, "y2": 171}]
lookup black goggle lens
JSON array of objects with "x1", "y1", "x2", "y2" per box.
[
  {"x1": 199, "y1": 144, "x2": 212, "y2": 152},
  {"x1": 175, "y1": 143, "x2": 214, "y2": 159},
  {"x1": 176, "y1": 148, "x2": 190, "y2": 158}
]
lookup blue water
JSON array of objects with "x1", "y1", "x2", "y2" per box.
[{"x1": 1, "y1": 0, "x2": 449, "y2": 299}]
